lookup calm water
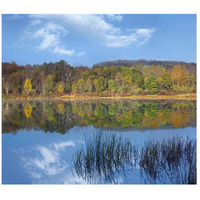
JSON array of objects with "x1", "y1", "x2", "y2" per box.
[{"x1": 2, "y1": 99, "x2": 196, "y2": 184}]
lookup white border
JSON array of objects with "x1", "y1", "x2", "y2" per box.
[{"x1": 0, "y1": 1, "x2": 199, "y2": 200}]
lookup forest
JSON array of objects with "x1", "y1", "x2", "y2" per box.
[{"x1": 2, "y1": 59, "x2": 196, "y2": 98}]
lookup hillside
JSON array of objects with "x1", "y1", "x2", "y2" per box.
[{"x1": 93, "y1": 59, "x2": 196, "y2": 75}]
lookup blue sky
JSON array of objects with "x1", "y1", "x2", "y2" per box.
[{"x1": 2, "y1": 14, "x2": 196, "y2": 67}]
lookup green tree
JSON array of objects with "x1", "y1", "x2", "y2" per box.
[
  {"x1": 77, "y1": 79, "x2": 85, "y2": 93},
  {"x1": 131, "y1": 72, "x2": 144, "y2": 88},
  {"x1": 108, "y1": 80, "x2": 117, "y2": 93},
  {"x1": 8, "y1": 72, "x2": 21, "y2": 93},
  {"x1": 144, "y1": 75, "x2": 158, "y2": 93},
  {"x1": 44, "y1": 75, "x2": 54, "y2": 95},
  {"x1": 72, "y1": 83, "x2": 78, "y2": 94},
  {"x1": 93, "y1": 77, "x2": 106, "y2": 92},
  {"x1": 87, "y1": 76, "x2": 94, "y2": 93},
  {"x1": 160, "y1": 72, "x2": 172, "y2": 90}
]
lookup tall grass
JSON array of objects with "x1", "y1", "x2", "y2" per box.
[
  {"x1": 73, "y1": 133, "x2": 196, "y2": 184},
  {"x1": 74, "y1": 133, "x2": 135, "y2": 183},
  {"x1": 139, "y1": 137, "x2": 196, "y2": 184}
]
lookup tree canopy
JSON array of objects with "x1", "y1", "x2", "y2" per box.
[{"x1": 2, "y1": 59, "x2": 196, "y2": 97}]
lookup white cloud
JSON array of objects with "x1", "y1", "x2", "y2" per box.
[
  {"x1": 53, "y1": 46, "x2": 75, "y2": 56},
  {"x1": 105, "y1": 28, "x2": 156, "y2": 47},
  {"x1": 21, "y1": 19, "x2": 74, "y2": 56},
  {"x1": 38, "y1": 34, "x2": 59, "y2": 50},
  {"x1": 77, "y1": 51, "x2": 85, "y2": 56},
  {"x1": 29, "y1": 14, "x2": 155, "y2": 48}
]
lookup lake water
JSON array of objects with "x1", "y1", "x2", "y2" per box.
[{"x1": 2, "y1": 99, "x2": 196, "y2": 184}]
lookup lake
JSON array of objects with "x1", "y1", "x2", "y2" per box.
[{"x1": 2, "y1": 99, "x2": 196, "y2": 184}]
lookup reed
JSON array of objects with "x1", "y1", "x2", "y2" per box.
[
  {"x1": 73, "y1": 133, "x2": 196, "y2": 184},
  {"x1": 74, "y1": 132, "x2": 134, "y2": 183},
  {"x1": 139, "y1": 137, "x2": 196, "y2": 184}
]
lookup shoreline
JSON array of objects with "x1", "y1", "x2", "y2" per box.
[
  {"x1": 60, "y1": 94, "x2": 196, "y2": 100},
  {"x1": 3, "y1": 93, "x2": 197, "y2": 101}
]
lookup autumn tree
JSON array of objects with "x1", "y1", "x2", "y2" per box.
[
  {"x1": 58, "y1": 85, "x2": 64, "y2": 93},
  {"x1": 24, "y1": 79, "x2": 32, "y2": 95},
  {"x1": 56, "y1": 82, "x2": 65, "y2": 94},
  {"x1": 171, "y1": 65, "x2": 182, "y2": 87},
  {"x1": 180, "y1": 67, "x2": 189, "y2": 86}
]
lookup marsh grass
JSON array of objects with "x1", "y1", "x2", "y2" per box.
[
  {"x1": 73, "y1": 133, "x2": 196, "y2": 184},
  {"x1": 73, "y1": 132, "x2": 135, "y2": 183},
  {"x1": 139, "y1": 137, "x2": 196, "y2": 184}
]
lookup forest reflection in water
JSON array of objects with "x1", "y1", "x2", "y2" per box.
[
  {"x1": 2, "y1": 99, "x2": 196, "y2": 134},
  {"x1": 2, "y1": 99, "x2": 196, "y2": 184},
  {"x1": 73, "y1": 133, "x2": 196, "y2": 184}
]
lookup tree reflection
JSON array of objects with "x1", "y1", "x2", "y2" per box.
[
  {"x1": 24, "y1": 104, "x2": 32, "y2": 119},
  {"x1": 2, "y1": 100, "x2": 196, "y2": 134},
  {"x1": 73, "y1": 133, "x2": 196, "y2": 184}
]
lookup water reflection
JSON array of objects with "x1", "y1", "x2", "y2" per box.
[
  {"x1": 2, "y1": 100, "x2": 196, "y2": 184},
  {"x1": 20, "y1": 140, "x2": 75, "y2": 181},
  {"x1": 73, "y1": 133, "x2": 196, "y2": 184},
  {"x1": 139, "y1": 137, "x2": 196, "y2": 184},
  {"x1": 2, "y1": 100, "x2": 196, "y2": 134},
  {"x1": 73, "y1": 133, "x2": 134, "y2": 184}
]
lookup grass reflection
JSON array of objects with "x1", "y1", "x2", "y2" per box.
[
  {"x1": 139, "y1": 137, "x2": 196, "y2": 184},
  {"x1": 73, "y1": 133, "x2": 135, "y2": 184},
  {"x1": 73, "y1": 133, "x2": 196, "y2": 184}
]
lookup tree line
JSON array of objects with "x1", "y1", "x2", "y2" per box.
[{"x1": 2, "y1": 60, "x2": 196, "y2": 97}]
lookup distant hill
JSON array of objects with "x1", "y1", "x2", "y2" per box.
[{"x1": 93, "y1": 59, "x2": 196, "y2": 75}]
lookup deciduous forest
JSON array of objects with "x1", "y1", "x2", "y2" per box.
[{"x1": 2, "y1": 59, "x2": 196, "y2": 98}]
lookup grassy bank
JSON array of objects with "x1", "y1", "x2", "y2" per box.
[
  {"x1": 60, "y1": 93, "x2": 196, "y2": 100},
  {"x1": 2, "y1": 93, "x2": 196, "y2": 101}
]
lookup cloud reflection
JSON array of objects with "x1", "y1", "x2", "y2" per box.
[{"x1": 21, "y1": 140, "x2": 75, "y2": 181}]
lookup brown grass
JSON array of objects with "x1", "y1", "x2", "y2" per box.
[
  {"x1": 60, "y1": 93, "x2": 196, "y2": 101},
  {"x1": 4, "y1": 93, "x2": 196, "y2": 101}
]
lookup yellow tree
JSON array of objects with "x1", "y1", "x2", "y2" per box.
[
  {"x1": 180, "y1": 67, "x2": 189, "y2": 86},
  {"x1": 171, "y1": 65, "x2": 182, "y2": 87},
  {"x1": 24, "y1": 79, "x2": 32, "y2": 95},
  {"x1": 58, "y1": 84, "x2": 64, "y2": 93}
]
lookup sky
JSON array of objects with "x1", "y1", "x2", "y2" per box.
[{"x1": 2, "y1": 14, "x2": 196, "y2": 67}]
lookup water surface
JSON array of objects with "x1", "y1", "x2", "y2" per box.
[{"x1": 2, "y1": 99, "x2": 196, "y2": 184}]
